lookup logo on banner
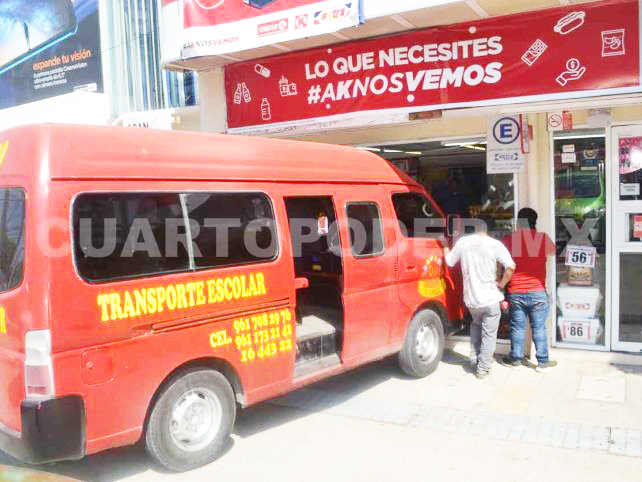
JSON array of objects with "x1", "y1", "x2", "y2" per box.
[
  {"x1": 258, "y1": 18, "x2": 289, "y2": 36},
  {"x1": 295, "y1": 14, "x2": 308, "y2": 29},
  {"x1": 195, "y1": 0, "x2": 224, "y2": 9},
  {"x1": 314, "y1": 3, "x2": 352, "y2": 24}
]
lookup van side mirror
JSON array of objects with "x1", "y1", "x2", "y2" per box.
[{"x1": 447, "y1": 214, "x2": 461, "y2": 238}]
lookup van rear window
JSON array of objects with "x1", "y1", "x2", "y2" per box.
[
  {"x1": 73, "y1": 192, "x2": 277, "y2": 284},
  {"x1": 0, "y1": 189, "x2": 25, "y2": 293}
]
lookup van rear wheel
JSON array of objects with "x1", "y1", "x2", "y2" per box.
[
  {"x1": 145, "y1": 368, "x2": 235, "y2": 472},
  {"x1": 398, "y1": 309, "x2": 444, "y2": 378}
]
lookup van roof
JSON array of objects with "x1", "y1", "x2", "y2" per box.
[{"x1": 3, "y1": 124, "x2": 415, "y2": 185}]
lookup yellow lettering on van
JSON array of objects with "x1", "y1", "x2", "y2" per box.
[
  {"x1": 207, "y1": 280, "x2": 216, "y2": 303},
  {"x1": 134, "y1": 289, "x2": 147, "y2": 317},
  {"x1": 109, "y1": 293, "x2": 124, "y2": 320},
  {"x1": 123, "y1": 291, "x2": 137, "y2": 318},
  {"x1": 176, "y1": 284, "x2": 188, "y2": 309},
  {"x1": 95, "y1": 272, "x2": 269, "y2": 324},
  {"x1": 0, "y1": 307, "x2": 7, "y2": 334},
  {"x1": 0, "y1": 141, "x2": 9, "y2": 169},
  {"x1": 97, "y1": 295, "x2": 110, "y2": 323},
  {"x1": 147, "y1": 288, "x2": 157, "y2": 314},
  {"x1": 196, "y1": 281, "x2": 206, "y2": 306},
  {"x1": 166, "y1": 285, "x2": 177, "y2": 310},
  {"x1": 155, "y1": 287, "x2": 166, "y2": 313},
  {"x1": 224, "y1": 278, "x2": 233, "y2": 301},
  {"x1": 256, "y1": 272, "x2": 267, "y2": 295},
  {"x1": 215, "y1": 279, "x2": 225, "y2": 302}
]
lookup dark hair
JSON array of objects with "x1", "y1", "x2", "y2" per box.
[{"x1": 518, "y1": 208, "x2": 538, "y2": 229}]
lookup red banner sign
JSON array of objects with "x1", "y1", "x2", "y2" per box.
[
  {"x1": 174, "y1": 0, "x2": 360, "y2": 59},
  {"x1": 225, "y1": 0, "x2": 640, "y2": 131},
  {"x1": 184, "y1": 0, "x2": 318, "y2": 27}
]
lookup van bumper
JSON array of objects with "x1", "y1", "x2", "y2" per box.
[{"x1": 0, "y1": 396, "x2": 85, "y2": 464}]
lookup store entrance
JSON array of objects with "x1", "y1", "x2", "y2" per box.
[
  {"x1": 367, "y1": 139, "x2": 516, "y2": 240},
  {"x1": 610, "y1": 126, "x2": 642, "y2": 353},
  {"x1": 367, "y1": 138, "x2": 517, "y2": 339}
]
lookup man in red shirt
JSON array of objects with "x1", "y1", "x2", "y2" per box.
[{"x1": 501, "y1": 208, "x2": 558, "y2": 372}]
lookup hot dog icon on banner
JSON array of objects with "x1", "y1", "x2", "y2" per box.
[{"x1": 554, "y1": 11, "x2": 586, "y2": 35}]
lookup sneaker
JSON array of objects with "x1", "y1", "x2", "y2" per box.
[
  {"x1": 499, "y1": 356, "x2": 525, "y2": 370},
  {"x1": 474, "y1": 370, "x2": 490, "y2": 379},
  {"x1": 535, "y1": 360, "x2": 558, "y2": 373}
]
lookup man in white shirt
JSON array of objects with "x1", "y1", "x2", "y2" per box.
[{"x1": 444, "y1": 222, "x2": 516, "y2": 379}]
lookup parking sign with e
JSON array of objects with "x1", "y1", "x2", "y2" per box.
[{"x1": 487, "y1": 115, "x2": 525, "y2": 174}]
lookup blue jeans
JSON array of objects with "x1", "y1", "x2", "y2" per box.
[{"x1": 508, "y1": 291, "x2": 550, "y2": 363}]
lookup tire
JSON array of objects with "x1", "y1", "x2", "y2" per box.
[
  {"x1": 398, "y1": 308, "x2": 445, "y2": 378},
  {"x1": 145, "y1": 368, "x2": 236, "y2": 472}
]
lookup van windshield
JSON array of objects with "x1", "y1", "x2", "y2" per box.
[{"x1": 0, "y1": 189, "x2": 25, "y2": 293}]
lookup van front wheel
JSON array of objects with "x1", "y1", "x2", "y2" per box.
[
  {"x1": 145, "y1": 368, "x2": 236, "y2": 472},
  {"x1": 398, "y1": 309, "x2": 444, "y2": 378}
]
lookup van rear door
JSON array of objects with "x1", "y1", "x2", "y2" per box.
[{"x1": 0, "y1": 188, "x2": 27, "y2": 433}]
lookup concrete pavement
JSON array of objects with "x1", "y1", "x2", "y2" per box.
[{"x1": 1, "y1": 343, "x2": 641, "y2": 481}]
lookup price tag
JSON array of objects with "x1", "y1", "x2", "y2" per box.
[
  {"x1": 565, "y1": 245, "x2": 596, "y2": 268},
  {"x1": 562, "y1": 320, "x2": 591, "y2": 342}
]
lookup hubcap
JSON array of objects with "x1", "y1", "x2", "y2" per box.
[
  {"x1": 415, "y1": 322, "x2": 438, "y2": 362},
  {"x1": 169, "y1": 387, "x2": 222, "y2": 452}
]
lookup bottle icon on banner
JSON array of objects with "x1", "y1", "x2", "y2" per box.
[
  {"x1": 233, "y1": 84, "x2": 242, "y2": 104},
  {"x1": 261, "y1": 98, "x2": 272, "y2": 121},
  {"x1": 242, "y1": 82, "x2": 251, "y2": 103}
]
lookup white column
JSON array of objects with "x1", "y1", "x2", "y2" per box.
[{"x1": 198, "y1": 68, "x2": 228, "y2": 133}]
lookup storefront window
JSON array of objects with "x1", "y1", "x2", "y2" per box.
[
  {"x1": 379, "y1": 139, "x2": 515, "y2": 240},
  {"x1": 553, "y1": 130, "x2": 606, "y2": 347}
]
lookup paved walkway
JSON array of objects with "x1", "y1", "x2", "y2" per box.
[
  {"x1": 3, "y1": 344, "x2": 641, "y2": 481},
  {"x1": 272, "y1": 345, "x2": 642, "y2": 458}
]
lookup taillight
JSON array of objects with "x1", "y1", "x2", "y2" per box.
[{"x1": 25, "y1": 330, "x2": 55, "y2": 400}]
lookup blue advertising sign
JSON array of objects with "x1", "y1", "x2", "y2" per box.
[{"x1": 0, "y1": 0, "x2": 103, "y2": 109}]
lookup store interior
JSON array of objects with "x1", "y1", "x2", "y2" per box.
[
  {"x1": 366, "y1": 139, "x2": 515, "y2": 240},
  {"x1": 367, "y1": 139, "x2": 515, "y2": 339}
]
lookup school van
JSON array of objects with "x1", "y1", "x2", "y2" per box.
[{"x1": 0, "y1": 125, "x2": 464, "y2": 471}]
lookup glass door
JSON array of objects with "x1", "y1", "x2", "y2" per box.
[
  {"x1": 552, "y1": 130, "x2": 607, "y2": 349},
  {"x1": 611, "y1": 126, "x2": 642, "y2": 353}
]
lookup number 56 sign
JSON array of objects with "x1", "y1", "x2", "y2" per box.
[{"x1": 565, "y1": 245, "x2": 597, "y2": 268}]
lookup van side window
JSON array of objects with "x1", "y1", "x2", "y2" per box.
[
  {"x1": 392, "y1": 192, "x2": 443, "y2": 238},
  {"x1": 73, "y1": 193, "x2": 190, "y2": 283},
  {"x1": 0, "y1": 189, "x2": 25, "y2": 293},
  {"x1": 184, "y1": 192, "x2": 277, "y2": 269},
  {"x1": 346, "y1": 202, "x2": 384, "y2": 257}
]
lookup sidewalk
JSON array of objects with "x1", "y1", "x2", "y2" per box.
[{"x1": 271, "y1": 343, "x2": 642, "y2": 458}]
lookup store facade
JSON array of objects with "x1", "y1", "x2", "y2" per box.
[{"x1": 167, "y1": 0, "x2": 642, "y2": 354}]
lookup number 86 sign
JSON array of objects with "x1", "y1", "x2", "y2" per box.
[{"x1": 565, "y1": 245, "x2": 597, "y2": 268}]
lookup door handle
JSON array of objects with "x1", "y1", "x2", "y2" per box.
[{"x1": 405, "y1": 265, "x2": 416, "y2": 271}]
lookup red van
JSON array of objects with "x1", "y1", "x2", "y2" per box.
[{"x1": 0, "y1": 125, "x2": 464, "y2": 471}]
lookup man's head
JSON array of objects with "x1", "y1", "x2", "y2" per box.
[{"x1": 517, "y1": 207, "x2": 538, "y2": 229}]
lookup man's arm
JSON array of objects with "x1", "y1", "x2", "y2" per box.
[
  {"x1": 495, "y1": 241, "x2": 516, "y2": 289},
  {"x1": 498, "y1": 266, "x2": 515, "y2": 290},
  {"x1": 442, "y1": 238, "x2": 460, "y2": 267}
]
